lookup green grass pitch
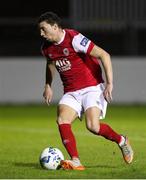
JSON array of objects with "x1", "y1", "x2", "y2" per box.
[{"x1": 0, "y1": 104, "x2": 146, "y2": 179}]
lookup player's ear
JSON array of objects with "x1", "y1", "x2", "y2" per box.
[{"x1": 53, "y1": 23, "x2": 58, "y2": 30}]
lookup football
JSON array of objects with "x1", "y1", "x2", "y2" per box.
[{"x1": 39, "y1": 147, "x2": 64, "y2": 170}]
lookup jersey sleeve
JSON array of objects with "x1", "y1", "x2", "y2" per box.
[
  {"x1": 41, "y1": 43, "x2": 51, "y2": 62},
  {"x1": 72, "y1": 33, "x2": 94, "y2": 54},
  {"x1": 41, "y1": 44, "x2": 47, "y2": 58}
]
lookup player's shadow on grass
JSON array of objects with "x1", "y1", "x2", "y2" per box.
[
  {"x1": 86, "y1": 164, "x2": 117, "y2": 169},
  {"x1": 14, "y1": 162, "x2": 41, "y2": 169},
  {"x1": 14, "y1": 162, "x2": 117, "y2": 170}
]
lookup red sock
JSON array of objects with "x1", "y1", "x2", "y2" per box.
[
  {"x1": 98, "y1": 123, "x2": 121, "y2": 144},
  {"x1": 58, "y1": 124, "x2": 79, "y2": 158}
]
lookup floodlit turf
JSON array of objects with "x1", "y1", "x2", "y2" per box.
[{"x1": 0, "y1": 104, "x2": 146, "y2": 179}]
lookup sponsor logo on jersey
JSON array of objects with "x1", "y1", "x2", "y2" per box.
[
  {"x1": 63, "y1": 48, "x2": 69, "y2": 56},
  {"x1": 80, "y1": 37, "x2": 89, "y2": 47},
  {"x1": 55, "y1": 58, "x2": 71, "y2": 72}
]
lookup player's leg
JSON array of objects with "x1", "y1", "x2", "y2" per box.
[
  {"x1": 57, "y1": 93, "x2": 85, "y2": 170},
  {"x1": 83, "y1": 84, "x2": 133, "y2": 164},
  {"x1": 57, "y1": 104, "x2": 78, "y2": 159},
  {"x1": 85, "y1": 106, "x2": 121, "y2": 143},
  {"x1": 85, "y1": 106, "x2": 133, "y2": 164}
]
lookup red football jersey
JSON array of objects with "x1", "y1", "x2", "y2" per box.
[{"x1": 42, "y1": 29, "x2": 104, "y2": 93}]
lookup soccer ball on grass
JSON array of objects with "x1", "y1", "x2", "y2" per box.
[{"x1": 39, "y1": 147, "x2": 64, "y2": 170}]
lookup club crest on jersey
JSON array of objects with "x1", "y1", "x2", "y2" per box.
[
  {"x1": 48, "y1": 54, "x2": 52, "y2": 58},
  {"x1": 80, "y1": 37, "x2": 89, "y2": 47},
  {"x1": 63, "y1": 48, "x2": 69, "y2": 56}
]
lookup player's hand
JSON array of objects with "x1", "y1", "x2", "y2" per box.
[
  {"x1": 103, "y1": 83, "x2": 113, "y2": 103},
  {"x1": 43, "y1": 84, "x2": 53, "y2": 106}
]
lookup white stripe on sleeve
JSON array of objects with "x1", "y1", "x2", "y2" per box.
[{"x1": 72, "y1": 33, "x2": 91, "y2": 53}]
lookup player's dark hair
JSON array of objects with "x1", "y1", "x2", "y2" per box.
[{"x1": 38, "y1": 12, "x2": 62, "y2": 27}]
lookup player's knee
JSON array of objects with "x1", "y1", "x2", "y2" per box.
[
  {"x1": 86, "y1": 122, "x2": 100, "y2": 134},
  {"x1": 56, "y1": 116, "x2": 64, "y2": 125},
  {"x1": 57, "y1": 116, "x2": 70, "y2": 125},
  {"x1": 87, "y1": 126, "x2": 100, "y2": 134}
]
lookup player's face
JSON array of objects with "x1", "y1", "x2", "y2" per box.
[{"x1": 39, "y1": 21, "x2": 58, "y2": 42}]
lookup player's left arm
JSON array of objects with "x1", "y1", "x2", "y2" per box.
[{"x1": 90, "y1": 45, "x2": 113, "y2": 103}]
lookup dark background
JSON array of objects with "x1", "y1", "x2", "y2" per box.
[{"x1": 0, "y1": 0, "x2": 146, "y2": 56}]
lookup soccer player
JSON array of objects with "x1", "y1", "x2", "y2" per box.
[{"x1": 38, "y1": 12, "x2": 134, "y2": 170}]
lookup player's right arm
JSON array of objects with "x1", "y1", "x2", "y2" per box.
[{"x1": 43, "y1": 60, "x2": 56, "y2": 105}]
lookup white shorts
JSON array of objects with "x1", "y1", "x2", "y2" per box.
[{"x1": 59, "y1": 83, "x2": 107, "y2": 119}]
